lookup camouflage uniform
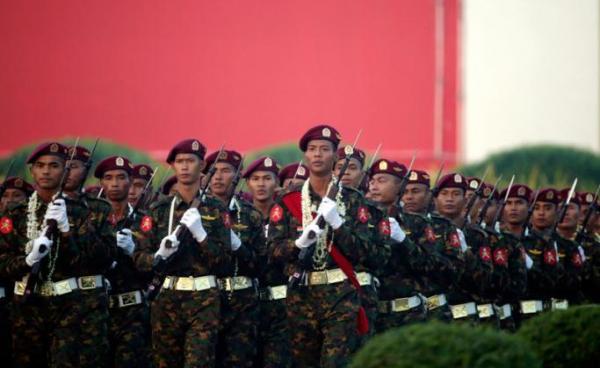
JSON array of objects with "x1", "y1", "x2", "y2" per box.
[
  {"x1": 0, "y1": 278, "x2": 12, "y2": 366},
  {"x1": 268, "y1": 184, "x2": 388, "y2": 368},
  {"x1": 106, "y1": 208, "x2": 152, "y2": 368},
  {"x1": 581, "y1": 232, "x2": 600, "y2": 303},
  {"x1": 0, "y1": 194, "x2": 115, "y2": 368},
  {"x1": 554, "y1": 233, "x2": 585, "y2": 305},
  {"x1": 134, "y1": 193, "x2": 232, "y2": 368},
  {"x1": 216, "y1": 196, "x2": 262, "y2": 368}
]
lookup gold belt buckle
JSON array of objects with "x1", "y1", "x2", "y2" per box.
[
  {"x1": 54, "y1": 280, "x2": 73, "y2": 296},
  {"x1": 195, "y1": 277, "x2": 212, "y2": 291},
  {"x1": 391, "y1": 298, "x2": 410, "y2": 312},
  {"x1": 427, "y1": 295, "x2": 440, "y2": 310},
  {"x1": 309, "y1": 272, "x2": 327, "y2": 285},
  {"x1": 270, "y1": 285, "x2": 287, "y2": 300},
  {"x1": 14, "y1": 281, "x2": 26, "y2": 296},
  {"x1": 552, "y1": 299, "x2": 569, "y2": 310},
  {"x1": 176, "y1": 277, "x2": 195, "y2": 291},
  {"x1": 521, "y1": 301, "x2": 537, "y2": 314},
  {"x1": 326, "y1": 269, "x2": 345, "y2": 284},
  {"x1": 120, "y1": 292, "x2": 138, "y2": 307},
  {"x1": 79, "y1": 276, "x2": 97, "y2": 290},
  {"x1": 477, "y1": 304, "x2": 494, "y2": 318},
  {"x1": 39, "y1": 281, "x2": 55, "y2": 296},
  {"x1": 451, "y1": 304, "x2": 468, "y2": 319}
]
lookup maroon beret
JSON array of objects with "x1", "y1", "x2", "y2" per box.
[
  {"x1": 205, "y1": 150, "x2": 243, "y2": 172},
  {"x1": 161, "y1": 175, "x2": 177, "y2": 195},
  {"x1": 500, "y1": 184, "x2": 532, "y2": 202},
  {"x1": 579, "y1": 192, "x2": 596, "y2": 206},
  {"x1": 299, "y1": 125, "x2": 342, "y2": 152},
  {"x1": 480, "y1": 182, "x2": 500, "y2": 200},
  {"x1": 559, "y1": 188, "x2": 580, "y2": 206},
  {"x1": 537, "y1": 188, "x2": 560, "y2": 205},
  {"x1": 67, "y1": 146, "x2": 91, "y2": 163},
  {"x1": 243, "y1": 156, "x2": 279, "y2": 179},
  {"x1": 407, "y1": 169, "x2": 430, "y2": 186},
  {"x1": 1, "y1": 176, "x2": 34, "y2": 196},
  {"x1": 84, "y1": 185, "x2": 102, "y2": 196},
  {"x1": 278, "y1": 163, "x2": 309, "y2": 185},
  {"x1": 94, "y1": 156, "x2": 134, "y2": 178},
  {"x1": 369, "y1": 159, "x2": 406, "y2": 179},
  {"x1": 436, "y1": 173, "x2": 468, "y2": 192},
  {"x1": 466, "y1": 177, "x2": 482, "y2": 191},
  {"x1": 26, "y1": 142, "x2": 68, "y2": 164},
  {"x1": 336, "y1": 147, "x2": 366, "y2": 167},
  {"x1": 166, "y1": 139, "x2": 206, "y2": 164},
  {"x1": 132, "y1": 164, "x2": 153, "y2": 181}
]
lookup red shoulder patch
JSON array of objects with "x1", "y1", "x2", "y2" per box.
[
  {"x1": 479, "y1": 246, "x2": 492, "y2": 262},
  {"x1": 0, "y1": 217, "x2": 13, "y2": 234},
  {"x1": 222, "y1": 212, "x2": 232, "y2": 229},
  {"x1": 424, "y1": 226, "x2": 436, "y2": 244},
  {"x1": 270, "y1": 204, "x2": 284, "y2": 223},
  {"x1": 140, "y1": 216, "x2": 153, "y2": 233},
  {"x1": 544, "y1": 249, "x2": 557, "y2": 266},
  {"x1": 571, "y1": 252, "x2": 583, "y2": 268},
  {"x1": 378, "y1": 219, "x2": 391, "y2": 236},
  {"x1": 493, "y1": 247, "x2": 508, "y2": 267},
  {"x1": 449, "y1": 232, "x2": 461, "y2": 248},
  {"x1": 357, "y1": 206, "x2": 369, "y2": 224}
]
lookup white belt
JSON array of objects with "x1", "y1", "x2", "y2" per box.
[
  {"x1": 14, "y1": 275, "x2": 104, "y2": 297},
  {"x1": 450, "y1": 302, "x2": 478, "y2": 319},
  {"x1": 477, "y1": 303, "x2": 495, "y2": 319},
  {"x1": 0, "y1": 287, "x2": 5, "y2": 299},
  {"x1": 550, "y1": 298, "x2": 569, "y2": 311},
  {"x1": 262, "y1": 285, "x2": 288, "y2": 301},
  {"x1": 520, "y1": 300, "x2": 544, "y2": 314},
  {"x1": 425, "y1": 293, "x2": 448, "y2": 310},
  {"x1": 110, "y1": 290, "x2": 143, "y2": 308},
  {"x1": 217, "y1": 276, "x2": 255, "y2": 291},
  {"x1": 162, "y1": 275, "x2": 217, "y2": 291},
  {"x1": 493, "y1": 304, "x2": 512, "y2": 320},
  {"x1": 356, "y1": 272, "x2": 374, "y2": 286}
]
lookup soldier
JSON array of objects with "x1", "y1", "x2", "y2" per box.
[
  {"x1": 133, "y1": 139, "x2": 232, "y2": 368},
  {"x1": 244, "y1": 156, "x2": 292, "y2": 368},
  {"x1": 95, "y1": 156, "x2": 151, "y2": 367},
  {"x1": 128, "y1": 164, "x2": 154, "y2": 210},
  {"x1": 0, "y1": 176, "x2": 34, "y2": 212},
  {"x1": 334, "y1": 147, "x2": 366, "y2": 189},
  {"x1": 578, "y1": 192, "x2": 600, "y2": 303},
  {"x1": 368, "y1": 159, "x2": 432, "y2": 331},
  {"x1": 0, "y1": 142, "x2": 115, "y2": 367},
  {"x1": 204, "y1": 149, "x2": 262, "y2": 368},
  {"x1": 268, "y1": 125, "x2": 387, "y2": 367},
  {"x1": 278, "y1": 162, "x2": 309, "y2": 189},
  {"x1": 160, "y1": 175, "x2": 178, "y2": 198}
]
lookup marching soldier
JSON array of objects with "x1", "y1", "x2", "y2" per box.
[
  {"x1": 244, "y1": 156, "x2": 292, "y2": 368},
  {"x1": 0, "y1": 142, "x2": 115, "y2": 367},
  {"x1": 278, "y1": 162, "x2": 309, "y2": 189},
  {"x1": 133, "y1": 139, "x2": 232, "y2": 367},
  {"x1": 334, "y1": 147, "x2": 366, "y2": 189},
  {"x1": 268, "y1": 125, "x2": 387, "y2": 367},
  {"x1": 578, "y1": 192, "x2": 600, "y2": 303},
  {"x1": 205, "y1": 149, "x2": 262, "y2": 368},
  {"x1": 0, "y1": 176, "x2": 34, "y2": 213},
  {"x1": 128, "y1": 164, "x2": 154, "y2": 210},
  {"x1": 95, "y1": 156, "x2": 152, "y2": 367}
]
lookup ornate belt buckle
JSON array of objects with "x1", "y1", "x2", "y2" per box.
[
  {"x1": 451, "y1": 304, "x2": 468, "y2": 319},
  {"x1": 356, "y1": 273, "x2": 371, "y2": 286},
  {"x1": 477, "y1": 304, "x2": 493, "y2": 318},
  {"x1": 552, "y1": 299, "x2": 569, "y2": 310},
  {"x1": 79, "y1": 276, "x2": 97, "y2": 290},
  {"x1": 327, "y1": 269, "x2": 345, "y2": 284},
  {"x1": 391, "y1": 298, "x2": 410, "y2": 312},
  {"x1": 521, "y1": 301, "x2": 537, "y2": 314},
  {"x1": 54, "y1": 280, "x2": 72, "y2": 296},
  {"x1": 195, "y1": 277, "x2": 212, "y2": 291},
  {"x1": 120, "y1": 292, "x2": 138, "y2": 307},
  {"x1": 309, "y1": 272, "x2": 327, "y2": 285},
  {"x1": 14, "y1": 281, "x2": 26, "y2": 296},
  {"x1": 176, "y1": 277, "x2": 195, "y2": 291},
  {"x1": 270, "y1": 285, "x2": 287, "y2": 300},
  {"x1": 427, "y1": 295, "x2": 440, "y2": 310}
]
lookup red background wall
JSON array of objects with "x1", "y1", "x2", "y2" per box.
[{"x1": 0, "y1": 0, "x2": 460, "y2": 166}]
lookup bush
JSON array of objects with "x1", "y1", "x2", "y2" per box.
[
  {"x1": 517, "y1": 305, "x2": 600, "y2": 368},
  {"x1": 351, "y1": 321, "x2": 540, "y2": 368}
]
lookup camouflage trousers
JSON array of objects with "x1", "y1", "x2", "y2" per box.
[
  {"x1": 11, "y1": 290, "x2": 108, "y2": 368},
  {"x1": 216, "y1": 287, "x2": 259, "y2": 368},
  {"x1": 0, "y1": 297, "x2": 12, "y2": 366},
  {"x1": 109, "y1": 301, "x2": 151, "y2": 368},
  {"x1": 79, "y1": 288, "x2": 110, "y2": 368},
  {"x1": 151, "y1": 288, "x2": 221, "y2": 368},
  {"x1": 375, "y1": 302, "x2": 426, "y2": 333},
  {"x1": 360, "y1": 285, "x2": 379, "y2": 338},
  {"x1": 256, "y1": 297, "x2": 292, "y2": 368},
  {"x1": 287, "y1": 281, "x2": 363, "y2": 368}
]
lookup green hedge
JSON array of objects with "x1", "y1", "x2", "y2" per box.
[
  {"x1": 517, "y1": 305, "x2": 600, "y2": 368},
  {"x1": 351, "y1": 321, "x2": 540, "y2": 368}
]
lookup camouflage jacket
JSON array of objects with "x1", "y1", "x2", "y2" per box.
[
  {"x1": 521, "y1": 229, "x2": 564, "y2": 300},
  {"x1": 494, "y1": 231, "x2": 528, "y2": 303},
  {"x1": 462, "y1": 224, "x2": 495, "y2": 302},
  {"x1": 580, "y1": 232, "x2": 600, "y2": 302},
  {"x1": 134, "y1": 192, "x2": 232, "y2": 277},
  {"x1": 225, "y1": 195, "x2": 263, "y2": 278},
  {"x1": 553, "y1": 232, "x2": 585, "y2": 302}
]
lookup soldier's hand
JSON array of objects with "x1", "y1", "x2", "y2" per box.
[
  {"x1": 295, "y1": 220, "x2": 323, "y2": 249},
  {"x1": 317, "y1": 197, "x2": 344, "y2": 229},
  {"x1": 26, "y1": 234, "x2": 53, "y2": 266},
  {"x1": 180, "y1": 208, "x2": 207, "y2": 243},
  {"x1": 230, "y1": 230, "x2": 242, "y2": 251},
  {"x1": 389, "y1": 217, "x2": 406, "y2": 243},
  {"x1": 116, "y1": 229, "x2": 136, "y2": 256},
  {"x1": 155, "y1": 232, "x2": 179, "y2": 260},
  {"x1": 44, "y1": 198, "x2": 70, "y2": 233}
]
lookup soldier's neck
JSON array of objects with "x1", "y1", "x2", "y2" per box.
[
  {"x1": 178, "y1": 182, "x2": 201, "y2": 204},
  {"x1": 557, "y1": 226, "x2": 576, "y2": 240},
  {"x1": 506, "y1": 222, "x2": 524, "y2": 237},
  {"x1": 37, "y1": 187, "x2": 59, "y2": 203},
  {"x1": 253, "y1": 198, "x2": 274, "y2": 219},
  {"x1": 309, "y1": 173, "x2": 333, "y2": 199},
  {"x1": 214, "y1": 193, "x2": 229, "y2": 205},
  {"x1": 110, "y1": 199, "x2": 129, "y2": 218}
]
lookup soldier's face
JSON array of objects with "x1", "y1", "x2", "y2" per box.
[
  {"x1": 579, "y1": 204, "x2": 590, "y2": 226},
  {"x1": 210, "y1": 162, "x2": 236, "y2": 197},
  {"x1": 483, "y1": 200, "x2": 498, "y2": 225},
  {"x1": 247, "y1": 171, "x2": 277, "y2": 202},
  {"x1": 532, "y1": 202, "x2": 557, "y2": 229},
  {"x1": 402, "y1": 183, "x2": 429, "y2": 213},
  {"x1": 558, "y1": 203, "x2": 579, "y2": 229},
  {"x1": 64, "y1": 159, "x2": 86, "y2": 192},
  {"x1": 505, "y1": 197, "x2": 528, "y2": 225},
  {"x1": 435, "y1": 188, "x2": 465, "y2": 218},
  {"x1": 101, "y1": 169, "x2": 131, "y2": 202},
  {"x1": 368, "y1": 173, "x2": 400, "y2": 207},
  {"x1": 128, "y1": 178, "x2": 148, "y2": 206},
  {"x1": 334, "y1": 158, "x2": 362, "y2": 188},
  {"x1": 1, "y1": 188, "x2": 27, "y2": 211},
  {"x1": 173, "y1": 154, "x2": 204, "y2": 185},
  {"x1": 304, "y1": 140, "x2": 336, "y2": 177},
  {"x1": 30, "y1": 155, "x2": 65, "y2": 190}
]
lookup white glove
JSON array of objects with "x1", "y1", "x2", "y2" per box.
[
  {"x1": 524, "y1": 253, "x2": 534, "y2": 270},
  {"x1": 456, "y1": 229, "x2": 468, "y2": 253},
  {"x1": 295, "y1": 220, "x2": 323, "y2": 249},
  {"x1": 44, "y1": 198, "x2": 70, "y2": 233},
  {"x1": 388, "y1": 217, "x2": 406, "y2": 243},
  {"x1": 154, "y1": 231, "x2": 180, "y2": 260},
  {"x1": 116, "y1": 229, "x2": 135, "y2": 256},
  {"x1": 231, "y1": 230, "x2": 242, "y2": 251},
  {"x1": 317, "y1": 197, "x2": 344, "y2": 230},
  {"x1": 180, "y1": 208, "x2": 207, "y2": 243},
  {"x1": 26, "y1": 235, "x2": 53, "y2": 266}
]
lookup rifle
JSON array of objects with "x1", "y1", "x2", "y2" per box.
[
  {"x1": 476, "y1": 175, "x2": 503, "y2": 227},
  {"x1": 461, "y1": 168, "x2": 490, "y2": 228},
  {"x1": 76, "y1": 138, "x2": 100, "y2": 193},
  {"x1": 425, "y1": 162, "x2": 445, "y2": 216},
  {"x1": 551, "y1": 178, "x2": 578, "y2": 235},
  {"x1": 0, "y1": 159, "x2": 16, "y2": 199},
  {"x1": 145, "y1": 167, "x2": 172, "y2": 207},
  {"x1": 118, "y1": 167, "x2": 159, "y2": 232},
  {"x1": 520, "y1": 189, "x2": 540, "y2": 239},
  {"x1": 357, "y1": 143, "x2": 381, "y2": 189},
  {"x1": 226, "y1": 156, "x2": 245, "y2": 210},
  {"x1": 576, "y1": 184, "x2": 600, "y2": 243},
  {"x1": 24, "y1": 138, "x2": 80, "y2": 298},
  {"x1": 396, "y1": 153, "x2": 417, "y2": 207},
  {"x1": 488, "y1": 174, "x2": 514, "y2": 231}
]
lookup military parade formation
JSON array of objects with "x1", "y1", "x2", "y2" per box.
[{"x1": 0, "y1": 124, "x2": 599, "y2": 367}]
